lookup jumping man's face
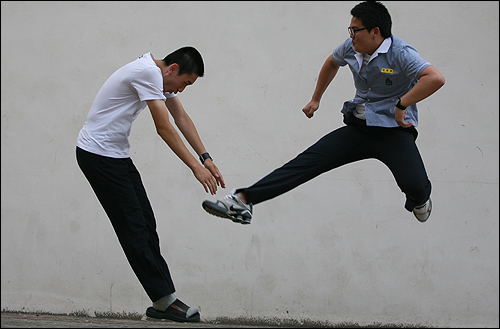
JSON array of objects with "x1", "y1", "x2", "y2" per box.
[{"x1": 349, "y1": 17, "x2": 373, "y2": 54}]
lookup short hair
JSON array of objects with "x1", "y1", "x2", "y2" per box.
[
  {"x1": 163, "y1": 46, "x2": 204, "y2": 77},
  {"x1": 351, "y1": 1, "x2": 392, "y2": 39}
]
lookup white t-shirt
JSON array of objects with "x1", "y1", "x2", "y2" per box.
[{"x1": 77, "y1": 53, "x2": 177, "y2": 158}]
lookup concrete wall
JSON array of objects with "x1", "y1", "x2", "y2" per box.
[{"x1": 1, "y1": 1, "x2": 498, "y2": 327}]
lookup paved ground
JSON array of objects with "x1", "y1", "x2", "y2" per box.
[
  {"x1": 1, "y1": 311, "x2": 442, "y2": 328},
  {"x1": 0, "y1": 312, "x2": 276, "y2": 328},
  {"x1": 1, "y1": 312, "x2": 348, "y2": 328}
]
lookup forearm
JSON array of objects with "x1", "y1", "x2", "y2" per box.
[
  {"x1": 148, "y1": 99, "x2": 220, "y2": 194},
  {"x1": 166, "y1": 97, "x2": 207, "y2": 157},
  {"x1": 157, "y1": 124, "x2": 201, "y2": 170},
  {"x1": 174, "y1": 115, "x2": 207, "y2": 157},
  {"x1": 311, "y1": 55, "x2": 339, "y2": 102},
  {"x1": 148, "y1": 99, "x2": 201, "y2": 170},
  {"x1": 400, "y1": 66, "x2": 445, "y2": 106}
]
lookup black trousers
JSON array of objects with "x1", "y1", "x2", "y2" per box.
[
  {"x1": 238, "y1": 114, "x2": 431, "y2": 212},
  {"x1": 76, "y1": 147, "x2": 174, "y2": 302}
]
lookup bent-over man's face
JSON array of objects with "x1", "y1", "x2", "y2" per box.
[{"x1": 163, "y1": 64, "x2": 198, "y2": 93}]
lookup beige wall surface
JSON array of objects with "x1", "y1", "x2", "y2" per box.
[{"x1": 1, "y1": 1, "x2": 498, "y2": 327}]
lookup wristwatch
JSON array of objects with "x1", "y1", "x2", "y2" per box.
[
  {"x1": 199, "y1": 152, "x2": 212, "y2": 164},
  {"x1": 395, "y1": 98, "x2": 407, "y2": 110}
]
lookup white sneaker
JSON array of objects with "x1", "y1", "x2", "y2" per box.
[
  {"x1": 202, "y1": 189, "x2": 253, "y2": 224},
  {"x1": 413, "y1": 198, "x2": 432, "y2": 223}
]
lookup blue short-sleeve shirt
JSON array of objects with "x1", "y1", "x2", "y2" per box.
[{"x1": 332, "y1": 35, "x2": 431, "y2": 127}]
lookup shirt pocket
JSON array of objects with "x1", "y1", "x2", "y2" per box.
[{"x1": 372, "y1": 67, "x2": 403, "y2": 90}]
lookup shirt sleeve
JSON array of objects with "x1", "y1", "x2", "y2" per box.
[
  {"x1": 131, "y1": 66, "x2": 166, "y2": 101},
  {"x1": 163, "y1": 91, "x2": 178, "y2": 99},
  {"x1": 396, "y1": 45, "x2": 431, "y2": 80},
  {"x1": 332, "y1": 38, "x2": 351, "y2": 67}
]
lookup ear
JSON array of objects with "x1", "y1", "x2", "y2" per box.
[
  {"x1": 167, "y1": 63, "x2": 179, "y2": 75},
  {"x1": 372, "y1": 27, "x2": 381, "y2": 38}
]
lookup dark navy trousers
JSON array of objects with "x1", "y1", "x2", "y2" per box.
[
  {"x1": 76, "y1": 147, "x2": 174, "y2": 302},
  {"x1": 238, "y1": 113, "x2": 431, "y2": 212}
]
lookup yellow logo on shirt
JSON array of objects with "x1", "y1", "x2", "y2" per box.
[{"x1": 381, "y1": 68, "x2": 394, "y2": 74}]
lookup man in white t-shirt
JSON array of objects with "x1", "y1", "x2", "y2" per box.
[{"x1": 76, "y1": 47, "x2": 224, "y2": 322}]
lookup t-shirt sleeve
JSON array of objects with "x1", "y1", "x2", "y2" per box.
[
  {"x1": 131, "y1": 66, "x2": 166, "y2": 101},
  {"x1": 163, "y1": 91, "x2": 178, "y2": 99}
]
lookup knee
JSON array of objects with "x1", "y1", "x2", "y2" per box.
[{"x1": 401, "y1": 179, "x2": 431, "y2": 201}]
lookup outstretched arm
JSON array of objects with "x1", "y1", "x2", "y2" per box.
[
  {"x1": 147, "y1": 99, "x2": 220, "y2": 194},
  {"x1": 165, "y1": 97, "x2": 225, "y2": 189},
  {"x1": 302, "y1": 54, "x2": 340, "y2": 118}
]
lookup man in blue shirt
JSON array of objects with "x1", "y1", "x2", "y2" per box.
[{"x1": 202, "y1": 1, "x2": 445, "y2": 224}]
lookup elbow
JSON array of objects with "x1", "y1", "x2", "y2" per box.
[
  {"x1": 155, "y1": 123, "x2": 172, "y2": 138},
  {"x1": 155, "y1": 128, "x2": 165, "y2": 139},
  {"x1": 434, "y1": 69, "x2": 445, "y2": 88},
  {"x1": 430, "y1": 73, "x2": 445, "y2": 92},
  {"x1": 423, "y1": 66, "x2": 445, "y2": 90},
  {"x1": 437, "y1": 74, "x2": 445, "y2": 88}
]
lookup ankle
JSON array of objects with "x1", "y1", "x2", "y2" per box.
[
  {"x1": 153, "y1": 293, "x2": 176, "y2": 311},
  {"x1": 237, "y1": 192, "x2": 248, "y2": 204}
]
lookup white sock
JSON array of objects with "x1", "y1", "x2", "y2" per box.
[
  {"x1": 186, "y1": 306, "x2": 199, "y2": 318},
  {"x1": 153, "y1": 294, "x2": 199, "y2": 318},
  {"x1": 153, "y1": 293, "x2": 176, "y2": 311}
]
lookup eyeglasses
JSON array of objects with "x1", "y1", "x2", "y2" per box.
[{"x1": 348, "y1": 27, "x2": 368, "y2": 37}]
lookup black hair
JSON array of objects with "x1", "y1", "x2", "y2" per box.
[
  {"x1": 351, "y1": 1, "x2": 392, "y2": 38},
  {"x1": 163, "y1": 46, "x2": 204, "y2": 77}
]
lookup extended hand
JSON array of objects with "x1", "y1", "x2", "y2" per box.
[
  {"x1": 302, "y1": 101, "x2": 319, "y2": 118},
  {"x1": 203, "y1": 160, "x2": 226, "y2": 189},
  {"x1": 193, "y1": 165, "x2": 219, "y2": 195}
]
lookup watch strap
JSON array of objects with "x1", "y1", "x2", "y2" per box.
[
  {"x1": 199, "y1": 152, "x2": 212, "y2": 164},
  {"x1": 395, "y1": 98, "x2": 407, "y2": 110}
]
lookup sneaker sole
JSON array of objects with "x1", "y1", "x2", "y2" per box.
[{"x1": 202, "y1": 201, "x2": 251, "y2": 225}]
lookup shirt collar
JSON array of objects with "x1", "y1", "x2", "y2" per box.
[{"x1": 355, "y1": 37, "x2": 392, "y2": 69}]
